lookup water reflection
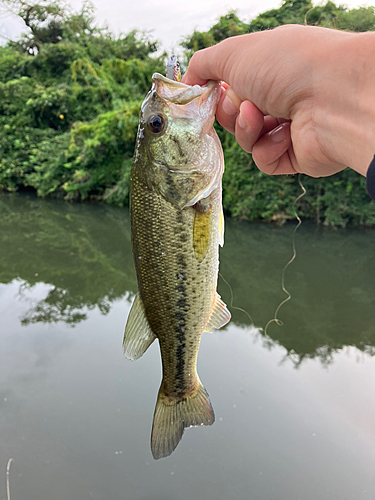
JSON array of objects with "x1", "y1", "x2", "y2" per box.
[
  {"x1": 0, "y1": 193, "x2": 137, "y2": 322},
  {"x1": 16, "y1": 282, "x2": 86, "y2": 325},
  {"x1": 1, "y1": 193, "x2": 375, "y2": 366}
]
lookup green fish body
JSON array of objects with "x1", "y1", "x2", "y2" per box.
[{"x1": 123, "y1": 73, "x2": 230, "y2": 459}]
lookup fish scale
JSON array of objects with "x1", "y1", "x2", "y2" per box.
[
  {"x1": 123, "y1": 70, "x2": 230, "y2": 459},
  {"x1": 131, "y1": 167, "x2": 219, "y2": 397}
]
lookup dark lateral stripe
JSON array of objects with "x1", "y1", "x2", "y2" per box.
[
  {"x1": 174, "y1": 252, "x2": 188, "y2": 396},
  {"x1": 175, "y1": 333, "x2": 186, "y2": 396}
]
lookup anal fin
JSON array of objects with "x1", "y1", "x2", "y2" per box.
[
  {"x1": 123, "y1": 293, "x2": 156, "y2": 360},
  {"x1": 205, "y1": 292, "x2": 231, "y2": 332}
]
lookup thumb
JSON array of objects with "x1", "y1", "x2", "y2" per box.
[{"x1": 182, "y1": 39, "x2": 237, "y2": 86}]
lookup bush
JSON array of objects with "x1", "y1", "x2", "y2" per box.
[{"x1": 1, "y1": 0, "x2": 375, "y2": 227}]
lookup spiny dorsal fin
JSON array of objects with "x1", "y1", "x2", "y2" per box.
[
  {"x1": 151, "y1": 381, "x2": 214, "y2": 460},
  {"x1": 205, "y1": 292, "x2": 231, "y2": 333},
  {"x1": 123, "y1": 293, "x2": 156, "y2": 361}
]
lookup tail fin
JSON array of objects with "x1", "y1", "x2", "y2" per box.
[{"x1": 151, "y1": 382, "x2": 215, "y2": 460}]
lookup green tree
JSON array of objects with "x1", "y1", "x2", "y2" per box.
[
  {"x1": 1, "y1": 0, "x2": 375, "y2": 227},
  {"x1": 0, "y1": 0, "x2": 165, "y2": 203},
  {"x1": 182, "y1": 11, "x2": 249, "y2": 59},
  {"x1": 181, "y1": 1, "x2": 375, "y2": 227},
  {"x1": 3, "y1": 0, "x2": 66, "y2": 53}
]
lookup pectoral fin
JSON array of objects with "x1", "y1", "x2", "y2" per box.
[
  {"x1": 205, "y1": 293, "x2": 231, "y2": 332},
  {"x1": 193, "y1": 203, "x2": 212, "y2": 262},
  {"x1": 123, "y1": 293, "x2": 156, "y2": 360}
]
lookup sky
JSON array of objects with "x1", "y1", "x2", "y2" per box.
[{"x1": 1, "y1": 0, "x2": 373, "y2": 52}]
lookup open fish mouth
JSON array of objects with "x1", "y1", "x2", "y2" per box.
[{"x1": 151, "y1": 72, "x2": 220, "y2": 106}]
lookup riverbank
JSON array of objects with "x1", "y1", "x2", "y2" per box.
[{"x1": 1, "y1": 0, "x2": 375, "y2": 227}]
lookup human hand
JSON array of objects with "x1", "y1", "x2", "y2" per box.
[{"x1": 183, "y1": 25, "x2": 375, "y2": 177}]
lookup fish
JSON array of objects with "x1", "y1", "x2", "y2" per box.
[{"x1": 123, "y1": 70, "x2": 231, "y2": 460}]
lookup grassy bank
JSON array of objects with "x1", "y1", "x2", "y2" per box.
[{"x1": 1, "y1": 0, "x2": 375, "y2": 227}]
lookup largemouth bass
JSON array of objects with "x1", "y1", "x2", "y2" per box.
[{"x1": 123, "y1": 72, "x2": 230, "y2": 459}]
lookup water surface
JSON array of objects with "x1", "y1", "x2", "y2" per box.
[{"x1": 1, "y1": 193, "x2": 375, "y2": 500}]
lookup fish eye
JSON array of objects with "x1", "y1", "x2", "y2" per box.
[{"x1": 147, "y1": 114, "x2": 166, "y2": 134}]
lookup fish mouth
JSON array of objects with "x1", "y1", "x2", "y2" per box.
[{"x1": 151, "y1": 73, "x2": 220, "y2": 106}]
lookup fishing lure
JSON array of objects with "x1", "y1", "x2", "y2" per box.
[{"x1": 166, "y1": 55, "x2": 181, "y2": 82}]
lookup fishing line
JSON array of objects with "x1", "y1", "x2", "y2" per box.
[
  {"x1": 218, "y1": 272, "x2": 254, "y2": 325},
  {"x1": 264, "y1": 174, "x2": 306, "y2": 335},
  {"x1": 6, "y1": 459, "x2": 13, "y2": 500}
]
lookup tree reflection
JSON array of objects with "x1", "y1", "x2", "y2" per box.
[
  {"x1": 0, "y1": 194, "x2": 137, "y2": 327},
  {"x1": 20, "y1": 286, "x2": 89, "y2": 326},
  {"x1": 218, "y1": 218, "x2": 375, "y2": 366},
  {"x1": 1, "y1": 193, "x2": 375, "y2": 365}
]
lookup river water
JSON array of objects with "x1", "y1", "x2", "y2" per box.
[{"x1": 1, "y1": 193, "x2": 375, "y2": 500}]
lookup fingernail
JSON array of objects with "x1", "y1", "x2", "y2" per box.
[
  {"x1": 222, "y1": 96, "x2": 238, "y2": 116},
  {"x1": 270, "y1": 124, "x2": 287, "y2": 143}
]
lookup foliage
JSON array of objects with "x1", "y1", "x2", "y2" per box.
[
  {"x1": 4, "y1": 0, "x2": 66, "y2": 53},
  {"x1": 25, "y1": 102, "x2": 140, "y2": 202},
  {"x1": 0, "y1": 0, "x2": 164, "y2": 205},
  {"x1": 184, "y1": 0, "x2": 375, "y2": 227},
  {"x1": 1, "y1": 0, "x2": 375, "y2": 227},
  {"x1": 181, "y1": 11, "x2": 250, "y2": 60}
]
